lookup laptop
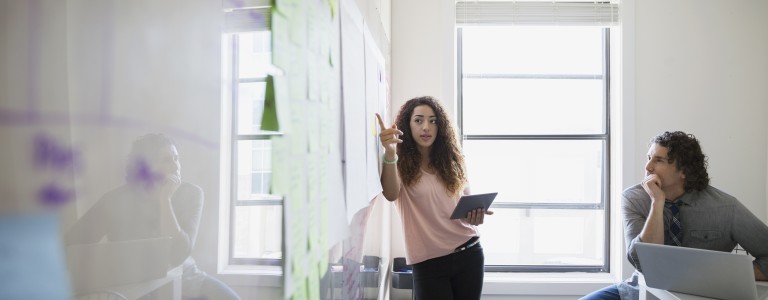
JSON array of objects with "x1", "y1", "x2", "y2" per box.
[
  {"x1": 66, "y1": 237, "x2": 172, "y2": 293},
  {"x1": 635, "y1": 242, "x2": 768, "y2": 300}
]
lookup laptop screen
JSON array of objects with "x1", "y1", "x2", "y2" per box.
[{"x1": 66, "y1": 237, "x2": 172, "y2": 293}]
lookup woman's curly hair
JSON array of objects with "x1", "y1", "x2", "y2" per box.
[
  {"x1": 395, "y1": 96, "x2": 466, "y2": 196},
  {"x1": 651, "y1": 131, "x2": 709, "y2": 191}
]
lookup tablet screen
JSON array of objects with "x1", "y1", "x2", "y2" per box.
[{"x1": 450, "y1": 192, "x2": 497, "y2": 219}]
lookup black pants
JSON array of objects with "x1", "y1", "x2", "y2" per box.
[{"x1": 412, "y1": 240, "x2": 484, "y2": 300}]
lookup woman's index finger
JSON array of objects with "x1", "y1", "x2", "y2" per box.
[{"x1": 375, "y1": 113, "x2": 387, "y2": 130}]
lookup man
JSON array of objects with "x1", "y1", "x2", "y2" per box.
[
  {"x1": 582, "y1": 131, "x2": 768, "y2": 300},
  {"x1": 66, "y1": 134, "x2": 241, "y2": 300}
]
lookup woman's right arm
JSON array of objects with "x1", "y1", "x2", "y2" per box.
[{"x1": 377, "y1": 113, "x2": 402, "y2": 201}]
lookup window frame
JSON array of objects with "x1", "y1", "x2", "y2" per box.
[
  {"x1": 457, "y1": 26, "x2": 612, "y2": 273},
  {"x1": 227, "y1": 32, "x2": 282, "y2": 267}
]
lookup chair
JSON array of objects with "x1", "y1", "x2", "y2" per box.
[
  {"x1": 391, "y1": 257, "x2": 414, "y2": 300},
  {"x1": 391, "y1": 257, "x2": 413, "y2": 289},
  {"x1": 72, "y1": 290, "x2": 128, "y2": 300}
]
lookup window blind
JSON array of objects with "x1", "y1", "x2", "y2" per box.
[
  {"x1": 456, "y1": 0, "x2": 619, "y2": 26},
  {"x1": 222, "y1": 0, "x2": 270, "y2": 10},
  {"x1": 224, "y1": 7, "x2": 271, "y2": 33}
]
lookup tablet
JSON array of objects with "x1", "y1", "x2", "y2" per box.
[{"x1": 450, "y1": 192, "x2": 498, "y2": 219}]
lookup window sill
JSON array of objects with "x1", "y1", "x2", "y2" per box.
[
  {"x1": 214, "y1": 266, "x2": 618, "y2": 294},
  {"x1": 217, "y1": 264, "x2": 282, "y2": 287},
  {"x1": 482, "y1": 272, "x2": 617, "y2": 296}
]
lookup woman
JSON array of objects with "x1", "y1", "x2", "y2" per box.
[{"x1": 377, "y1": 96, "x2": 492, "y2": 299}]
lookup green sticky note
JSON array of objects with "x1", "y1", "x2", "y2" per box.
[
  {"x1": 328, "y1": 0, "x2": 337, "y2": 18},
  {"x1": 308, "y1": 263, "x2": 320, "y2": 300},
  {"x1": 261, "y1": 75, "x2": 279, "y2": 131}
]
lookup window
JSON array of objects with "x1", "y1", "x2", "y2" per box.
[
  {"x1": 457, "y1": 24, "x2": 613, "y2": 272},
  {"x1": 224, "y1": 10, "x2": 282, "y2": 266}
]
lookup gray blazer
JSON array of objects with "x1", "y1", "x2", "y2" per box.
[{"x1": 617, "y1": 184, "x2": 768, "y2": 300}]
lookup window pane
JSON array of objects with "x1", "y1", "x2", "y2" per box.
[
  {"x1": 462, "y1": 78, "x2": 604, "y2": 135},
  {"x1": 459, "y1": 25, "x2": 610, "y2": 272},
  {"x1": 482, "y1": 208, "x2": 605, "y2": 266},
  {"x1": 233, "y1": 205, "x2": 282, "y2": 259},
  {"x1": 236, "y1": 82, "x2": 267, "y2": 134},
  {"x1": 237, "y1": 31, "x2": 272, "y2": 79},
  {"x1": 236, "y1": 140, "x2": 272, "y2": 200},
  {"x1": 464, "y1": 140, "x2": 603, "y2": 204},
  {"x1": 462, "y1": 26, "x2": 603, "y2": 75},
  {"x1": 250, "y1": 173, "x2": 271, "y2": 195}
]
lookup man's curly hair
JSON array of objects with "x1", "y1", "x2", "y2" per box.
[
  {"x1": 650, "y1": 131, "x2": 709, "y2": 191},
  {"x1": 395, "y1": 96, "x2": 466, "y2": 196}
]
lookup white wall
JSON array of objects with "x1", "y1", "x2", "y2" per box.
[
  {"x1": 631, "y1": 0, "x2": 768, "y2": 220},
  {"x1": 391, "y1": 0, "x2": 456, "y2": 117},
  {"x1": 390, "y1": 0, "x2": 768, "y2": 299},
  {"x1": 356, "y1": 0, "x2": 391, "y2": 54}
]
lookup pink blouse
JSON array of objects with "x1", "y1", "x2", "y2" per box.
[{"x1": 395, "y1": 169, "x2": 478, "y2": 264}]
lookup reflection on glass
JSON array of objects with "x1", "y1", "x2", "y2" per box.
[{"x1": 65, "y1": 134, "x2": 240, "y2": 299}]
